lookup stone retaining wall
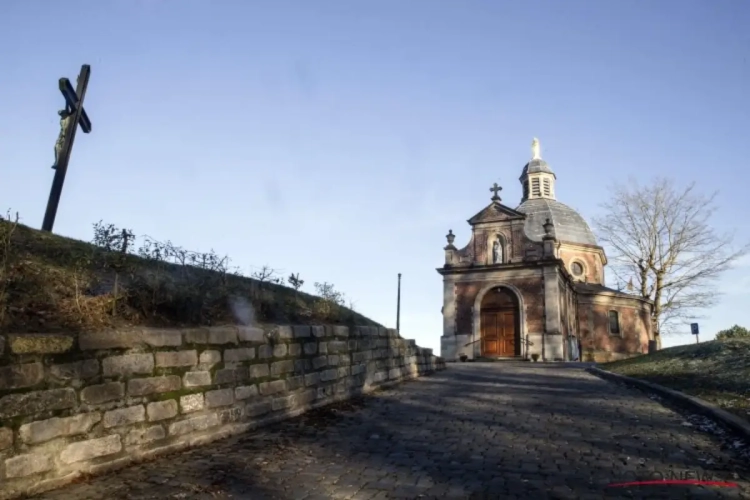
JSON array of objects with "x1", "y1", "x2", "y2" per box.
[{"x1": 0, "y1": 324, "x2": 444, "y2": 499}]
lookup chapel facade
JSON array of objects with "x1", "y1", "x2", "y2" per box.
[{"x1": 437, "y1": 139, "x2": 653, "y2": 363}]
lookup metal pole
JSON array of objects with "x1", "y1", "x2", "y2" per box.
[
  {"x1": 396, "y1": 273, "x2": 401, "y2": 334},
  {"x1": 696, "y1": 334, "x2": 700, "y2": 344}
]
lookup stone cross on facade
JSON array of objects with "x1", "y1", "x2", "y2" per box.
[
  {"x1": 42, "y1": 64, "x2": 93, "y2": 233},
  {"x1": 489, "y1": 183, "x2": 502, "y2": 201}
]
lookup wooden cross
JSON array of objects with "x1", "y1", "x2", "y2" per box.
[
  {"x1": 489, "y1": 182, "x2": 502, "y2": 201},
  {"x1": 42, "y1": 64, "x2": 93, "y2": 232}
]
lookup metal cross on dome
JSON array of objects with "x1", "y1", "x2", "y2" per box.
[{"x1": 490, "y1": 182, "x2": 502, "y2": 201}]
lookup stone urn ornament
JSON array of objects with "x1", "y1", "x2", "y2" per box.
[
  {"x1": 531, "y1": 353, "x2": 540, "y2": 362},
  {"x1": 459, "y1": 354, "x2": 468, "y2": 362}
]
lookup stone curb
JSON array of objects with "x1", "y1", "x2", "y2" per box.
[{"x1": 587, "y1": 366, "x2": 750, "y2": 443}]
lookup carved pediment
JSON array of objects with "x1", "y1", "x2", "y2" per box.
[{"x1": 467, "y1": 202, "x2": 526, "y2": 225}]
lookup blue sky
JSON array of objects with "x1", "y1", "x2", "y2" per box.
[{"x1": 1, "y1": 0, "x2": 748, "y2": 352}]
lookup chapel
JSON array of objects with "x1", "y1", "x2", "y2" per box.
[{"x1": 437, "y1": 139, "x2": 653, "y2": 362}]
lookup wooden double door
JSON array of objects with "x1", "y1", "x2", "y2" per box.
[{"x1": 481, "y1": 309, "x2": 518, "y2": 357}]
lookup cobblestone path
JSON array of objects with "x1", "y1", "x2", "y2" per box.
[{"x1": 34, "y1": 363, "x2": 750, "y2": 499}]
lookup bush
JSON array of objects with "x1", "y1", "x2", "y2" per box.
[{"x1": 716, "y1": 325, "x2": 750, "y2": 341}]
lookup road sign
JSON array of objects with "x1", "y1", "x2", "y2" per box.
[{"x1": 690, "y1": 323, "x2": 700, "y2": 335}]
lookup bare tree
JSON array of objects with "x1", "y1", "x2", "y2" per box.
[
  {"x1": 251, "y1": 265, "x2": 279, "y2": 284},
  {"x1": 288, "y1": 273, "x2": 304, "y2": 292},
  {"x1": 593, "y1": 177, "x2": 749, "y2": 347}
]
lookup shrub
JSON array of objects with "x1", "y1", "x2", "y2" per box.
[{"x1": 716, "y1": 325, "x2": 750, "y2": 341}]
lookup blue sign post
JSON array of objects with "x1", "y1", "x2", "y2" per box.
[{"x1": 691, "y1": 323, "x2": 700, "y2": 343}]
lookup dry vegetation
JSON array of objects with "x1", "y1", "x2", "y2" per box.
[
  {"x1": 0, "y1": 215, "x2": 381, "y2": 334},
  {"x1": 602, "y1": 339, "x2": 750, "y2": 423}
]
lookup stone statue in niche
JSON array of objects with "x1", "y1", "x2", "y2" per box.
[{"x1": 492, "y1": 237, "x2": 503, "y2": 264}]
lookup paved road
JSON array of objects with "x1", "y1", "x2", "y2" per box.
[{"x1": 35, "y1": 363, "x2": 750, "y2": 499}]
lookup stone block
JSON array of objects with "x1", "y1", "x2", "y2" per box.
[
  {"x1": 320, "y1": 368, "x2": 338, "y2": 382},
  {"x1": 8, "y1": 334, "x2": 74, "y2": 354},
  {"x1": 328, "y1": 341, "x2": 348, "y2": 353},
  {"x1": 168, "y1": 413, "x2": 220, "y2": 436},
  {"x1": 0, "y1": 388, "x2": 76, "y2": 419},
  {"x1": 103, "y1": 405, "x2": 146, "y2": 428},
  {"x1": 272, "y1": 344, "x2": 287, "y2": 358},
  {"x1": 270, "y1": 360, "x2": 294, "y2": 376},
  {"x1": 102, "y1": 353, "x2": 154, "y2": 377},
  {"x1": 328, "y1": 355, "x2": 340, "y2": 366},
  {"x1": 0, "y1": 362, "x2": 43, "y2": 390},
  {"x1": 286, "y1": 375, "x2": 304, "y2": 390},
  {"x1": 214, "y1": 367, "x2": 248, "y2": 385},
  {"x1": 288, "y1": 343, "x2": 302, "y2": 356},
  {"x1": 147, "y1": 400, "x2": 178, "y2": 421},
  {"x1": 5, "y1": 452, "x2": 53, "y2": 478},
  {"x1": 294, "y1": 359, "x2": 312, "y2": 373},
  {"x1": 332, "y1": 325, "x2": 350, "y2": 338},
  {"x1": 208, "y1": 326, "x2": 238, "y2": 345},
  {"x1": 298, "y1": 389, "x2": 317, "y2": 406},
  {"x1": 218, "y1": 405, "x2": 244, "y2": 424},
  {"x1": 312, "y1": 356, "x2": 328, "y2": 369},
  {"x1": 60, "y1": 435, "x2": 122, "y2": 464},
  {"x1": 183, "y1": 328, "x2": 209, "y2": 344},
  {"x1": 311, "y1": 325, "x2": 325, "y2": 338},
  {"x1": 304, "y1": 372, "x2": 320, "y2": 387},
  {"x1": 224, "y1": 347, "x2": 256, "y2": 363},
  {"x1": 128, "y1": 375, "x2": 181, "y2": 396},
  {"x1": 0, "y1": 427, "x2": 12, "y2": 450},
  {"x1": 319, "y1": 342, "x2": 328, "y2": 354},
  {"x1": 293, "y1": 325, "x2": 311, "y2": 338},
  {"x1": 180, "y1": 393, "x2": 204, "y2": 414},
  {"x1": 141, "y1": 329, "x2": 183, "y2": 347},
  {"x1": 183, "y1": 371, "x2": 212, "y2": 387},
  {"x1": 238, "y1": 326, "x2": 265, "y2": 342},
  {"x1": 258, "y1": 380, "x2": 286, "y2": 396},
  {"x1": 205, "y1": 388, "x2": 234, "y2": 408},
  {"x1": 245, "y1": 400, "x2": 272, "y2": 417},
  {"x1": 234, "y1": 385, "x2": 258, "y2": 400},
  {"x1": 155, "y1": 350, "x2": 198, "y2": 368},
  {"x1": 19, "y1": 412, "x2": 101, "y2": 445},
  {"x1": 258, "y1": 345, "x2": 273, "y2": 359},
  {"x1": 81, "y1": 382, "x2": 124, "y2": 405},
  {"x1": 303, "y1": 342, "x2": 318, "y2": 355},
  {"x1": 126, "y1": 425, "x2": 165, "y2": 446},
  {"x1": 271, "y1": 395, "x2": 295, "y2": 411},
  {"x1": 49, "y1": 359, "x2": 100, "y2": 381},
  {"x1": 198, "y1": 350, "x2": 221, "y2": 367},
  {"x1": 276, "y1": 325, "x2": 293, "y2": 339},
  {"x1": 249, "y1": 363, "x2": 269, "y2": 378},
  {"x1": 0, "y1": 335, "x2": 4, "y2": 355}
]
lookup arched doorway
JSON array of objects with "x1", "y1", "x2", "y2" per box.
[{"x1": 480, "y1": 287, "x2": 520, "y2": 357}]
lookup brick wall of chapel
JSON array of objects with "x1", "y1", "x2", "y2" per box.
[
  {"x1": 454, "y1": 277, "x2": 545, "y2": 336},
  {"x1": 558, "y1": 246, "x2": 604, "y2": 285},
  {"x1": 578, "y1": 301, "x2": 651, "y2": 361}
]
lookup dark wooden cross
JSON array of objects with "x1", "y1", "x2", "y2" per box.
[
  {"x1": 42, "y1": 64, "x2": 93, "y2": 232},
  {"x1": 489, "y1": 182, "x2": 502, "y2": 201}
]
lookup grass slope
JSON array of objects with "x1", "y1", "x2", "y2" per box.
[
  {"x1": 602, "y1": 339, "x2": 750, "y2": 422},
  {"x1": 0, "y1": 220, "x2": 381, "y2": 334}
]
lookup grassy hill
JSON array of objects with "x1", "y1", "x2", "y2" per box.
[
  {"x1": 601, "y1": 339, "x2": 750, "y2": 423},
  {"x1": 0, "y1": 217, "x2": 382, "y2": 334}
]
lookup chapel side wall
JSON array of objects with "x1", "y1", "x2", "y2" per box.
[
  {"x1": 0, "y1": 326, "x2": 444, "y2": 499},
  {"x1": 578, "y1": 298, "x2": 651, "y2": 362}
]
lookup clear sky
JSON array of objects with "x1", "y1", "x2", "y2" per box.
[{"x1": 1, "y1": 0, "x2": 749, "y2": 352}]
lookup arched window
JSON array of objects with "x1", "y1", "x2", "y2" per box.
[{"x1": 608, "y1": 311, "x2": 620, "y2": 335}]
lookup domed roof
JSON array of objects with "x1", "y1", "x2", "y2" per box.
[
  {"x1": 519, "y1": 158, "x2": 555, "y2": 178},
  {"x1": 515, "y1": 198, "x2": 598, "y2": 246}
]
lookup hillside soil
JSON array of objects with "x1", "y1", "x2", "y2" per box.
[
  {"x1": 602, "y1": 339, "x2": 750, "y2": 423},
  {"x1": 0, "y1": 220, "x2": 380, "y2": 334}
]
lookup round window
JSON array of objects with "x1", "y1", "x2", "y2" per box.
[{"x1": 571, "y1": 262, "x2": 584, "y2": 276}]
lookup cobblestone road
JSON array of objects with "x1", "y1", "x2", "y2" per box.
[{"x1": 33, "y1": 363, "x2": 750, "y2": 499}]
